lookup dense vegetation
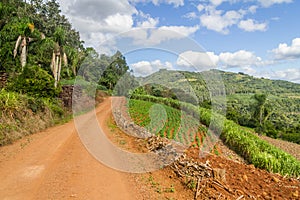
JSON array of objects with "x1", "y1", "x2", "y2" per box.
[
  {"x1": 129, "y1": 95, "x2": 300, "y2": 177},
  {"x1": 0, "y1": 0, "x2": 131, "y2": 145},
  {"x1": 134, "y1": 69, "x2": 300, "y2": 144}
]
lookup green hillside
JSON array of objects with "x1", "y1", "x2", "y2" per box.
[{"x1": 134, "y1": 69, "x2": 300, "y2": 144}]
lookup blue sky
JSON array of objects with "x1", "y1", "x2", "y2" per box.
[{"x1": 57, "y1": 0, "x2": 300, "y2": 83}]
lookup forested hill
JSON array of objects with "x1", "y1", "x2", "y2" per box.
[
  {"x1": 140, "y1": 69, "x2": 300, "y2": 96},
  {"x1": 212, "y1": 70, "x2": 299, "y2": 95},
  {"x1": 135, "y1": 69, "x2": 300, "y2": 144}
]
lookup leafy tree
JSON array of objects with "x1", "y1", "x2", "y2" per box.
[
  {"x1": 98, "y1": 51, "x2": 129, "y2": 90},
  {"x1": 253, "y1": 93, "x2": 267, "y2": 127}
]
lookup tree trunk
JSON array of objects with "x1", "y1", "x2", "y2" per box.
[
  {"x1": 50, "y1": 51, "x2": 56, "y2": 76},
  {"x1": 14, "y1": 36, "x2": 22, "y2": 58},
  {"x1": 20, "y1": 37, "x2": 27, "y2": 70},
  {"x1": 54, "y1": 55, "x2": 59, "y2": 88},
  {"x1": 58, "y1": 54, "x2": 62, "y2": 83}
]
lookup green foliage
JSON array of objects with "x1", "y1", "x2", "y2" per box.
[
  {"x1": 53, "y1": 26, "x2": 65, "y2": 46},
  {"x1": 98, "y1": 51, "x2": 130, "y2": 90},
  {"x1": 7, "y1": 65, "x2": 60, "y2": 98},
  {"x1": 0, "y1": 0, "x2": 84, "y2": 79}
]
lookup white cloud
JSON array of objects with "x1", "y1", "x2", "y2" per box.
[
  {"x1": 258, "y1": 0, "x2": 293, "y2": 7},
  {"x1": 248, "y1": 5, "x2": 258, "y2": 14},
  {"x1": 197, "y1": 4, "x2": 205, "y2": 12},
  {"x1": 131, "y1": 60, "x2": 174, "y2": 76},
  {"x1": 130, "y1": 0, "x2": 184, "y2": 7},
  {"x1": 136, "y1": 12, "x2": 159, "y2": 28},
  {"x1": 176, "y1": 50, "x2": 265, "y2": 70},
  {"x1": 273, "y1": 68, "x2": 300, "y2": 83},
  {"x1": 219, "y1": 50, "x2": 262, "y2": 68},
  {"x1": 104, "y1": 14, "x2": 134, "y2": 32},
  {"x1": 238, "y1": 19, "x2": 268, "y2": 32},
  {"x1": 183, "y1": 12, "x2": 198, "y2": 20},
  {"x1": 260, "y1": 68, "x2": 300, "y2": 83},
  {"x1": 200, "y1": 8, "x2": 244, "y2": 34},
  {"x1": 210, "y1": 0, "x2": 226, "y2": 6},
  {"x1": 56, "y1": 0, "x2": 137, "y2": 53},
  {"x1": 176, "y1": 51, "x2": 218, "y2": 71},
  {"x1": 57, "y1": 0, "x2": 198, "y2": 53},
  {"x1": 272, "y1": 38, "x2": 300, "y2": 60},
  {"x1": 127, "y1": 25, "x2": 199, "y2": 45},
  {"x1": 65, "y1": 0, "x2": 137, "y2": 20}
]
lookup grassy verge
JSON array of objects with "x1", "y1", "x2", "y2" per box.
[{"x1": 0, "y1": 89, "x2": 69, "y2": 146}]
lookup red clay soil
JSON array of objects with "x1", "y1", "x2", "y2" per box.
[
  {"x1": 1, "y1": 97, "x2": 299, "y2": 200},
  {"x1": 188, "y1": 148, "x2": 300, "y2": 199}
]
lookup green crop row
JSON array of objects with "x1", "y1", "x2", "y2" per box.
[
  {"x1": 130, "y1": 94, "x2": 300, "y2": 177},
  {"x1": 128, "y1": 99, "x2": 205, "y2": 146}
]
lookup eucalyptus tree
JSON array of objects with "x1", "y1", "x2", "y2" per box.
[{"x1": 50, "y1": 26, "x2": 68, "y2": 87}]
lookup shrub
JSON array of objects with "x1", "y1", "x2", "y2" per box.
[{"x1": 8, "y1": 65, "x2": 60, "y2": 98}]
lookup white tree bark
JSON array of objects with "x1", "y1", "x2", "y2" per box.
[{"x1": 20, "y1": 38, "x2": 27, "y2": 70}]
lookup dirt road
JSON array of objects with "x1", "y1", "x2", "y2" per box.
[{"x1": 0, "y1": 98, "x2": 137, "y2": 200}]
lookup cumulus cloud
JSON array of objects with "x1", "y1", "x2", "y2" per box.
[
  {"x1": 125, "y1": 25, "x2": 199, "y2": 45},
  {"x1": 176, "y1": 50, "x2": 265, "y2": 70},
  {"x1": 200, "y1": 8, "x2": 244, "y2": 34},
  {"x1": 57, "y1": 0, "x2": 199, "y2": 54},
  {"x1": 238, "y1": 19, "x2": 268, "y2": 32},
  {"x1": 272, "y1": 38, "x2": 300, "y2": 60},
  {"x1": 258, "y1": 0, "x2": 293, "y2": 7},
  {"x1": 219, "y1": 50, "x2": 263, "y2": 68},
  {"x1": 176, "y1": 51, "x2": 219, "y2": 71},
  {"x1": 131, "y1": 60, "x2": 174, "y2": 76},
  {"x1": 259, "y1": 68, "x2": 300, "y2": 83}
]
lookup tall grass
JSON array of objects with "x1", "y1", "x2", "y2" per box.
[{"x1": 0, "y1": 89, "x2": 65, "y2": 146}]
